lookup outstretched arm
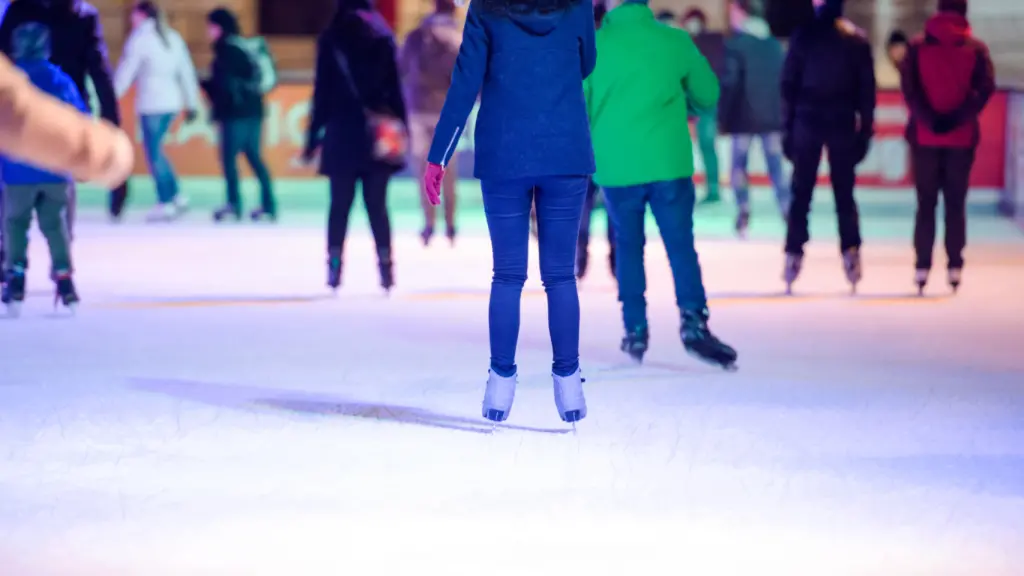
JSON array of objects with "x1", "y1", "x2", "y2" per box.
[
  {"x1": 85, "y1": 13, "x2": 120, "y2": 125},
  {"x1": 427, "y1": 1, "x2": 489, "y2": 168}
]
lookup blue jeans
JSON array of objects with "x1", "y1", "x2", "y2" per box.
[
  {"x1": 731, "y1": 132, "x2": 790, "y2": 211},
  {"x1": 482, "y1": 176, "x2": 588, "y2": 378},
  {"x1": 603, "y1": 178, "x2": 707, "y2": 332},
  {"x1": 140, "y1": 113, "x2": 179, "y2": 204}
]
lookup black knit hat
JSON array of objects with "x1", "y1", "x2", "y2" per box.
[
  {"x1": 207, "y1": 7, "x2": 240, "y2": 35},
  {"x1": 937, "y1": 0, "x2": 967, "y2": 15}
]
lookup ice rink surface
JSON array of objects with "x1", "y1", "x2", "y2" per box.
[{"x1": 2, "y1": 195, "x2": 1023, "y2": 575}]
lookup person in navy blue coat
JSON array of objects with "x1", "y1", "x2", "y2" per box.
[{"x1": 422, "y1": 0, "x2": 596, "y2": 425}]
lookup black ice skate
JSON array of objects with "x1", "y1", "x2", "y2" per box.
[
  {"x1": 377, "y1": 247, "x2": 394, "y2": 294},
  {"x1": 2, "y1": 265, "x2": 26, "y2": 317},
  {"x1": 735, "y1": 207, "x2": 750, "y2": 239},
  {"x1": 446, "y1": 225, "x2": 457, "y2": 246},
  {"x1": 420, "y1": 226, "x2": 433, "y2": 246},
  {"x1": 783, "y1": 253, "x2": 803, "y2": 295},
  {"x1": 948, "y1": 268, "x2": 962, "y2": 293},
  {"x1": 326, "y1": 250, "x2": 342, "y2": 291},
  {"x1": 53, "y1": 270, "x2": 79, "y2": 313},
  {"x1": 212, "y1": 205, "x2": 241, "y2": 222},
  {"x1": 843, "y1": 247, "x2": 862, "y2": 294},
  {"x1": 620, "y1": 327, "x2": 649, "y2": 364},
  {"x1": 681, "y1": 309, "x2": 737, "y2": 371},
  {"x1": 915, "y1": 268, "x2": 928, "y2": 296},
  {"x1": 250, "y1": 208, "x2": 276, "y2": 223}
]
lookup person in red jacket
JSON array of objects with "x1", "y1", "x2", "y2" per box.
[{"x1": 900, "y1": 0, "x2": 994, "y2": 295}]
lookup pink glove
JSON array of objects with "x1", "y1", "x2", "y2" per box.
[{"x1": 423, "y1": 162, "x2": 444, "y2": 206}]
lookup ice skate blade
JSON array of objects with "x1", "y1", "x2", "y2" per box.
[
  {"x1": 686, "y1": 348, "x2": 739, "y2": 372},
  {"x1": 483, "y1": 408, "x2": 508, "y2": 422}
]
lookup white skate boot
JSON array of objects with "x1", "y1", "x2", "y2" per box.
[
  {"x1": 553, "y1": 368, "x2": 587, "y2": 424},
  {"x1": 482, "y1": 370, "x2": 517, "y2": 422}
]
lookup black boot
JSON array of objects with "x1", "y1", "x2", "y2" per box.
[
  {"x1": 620, "y1": 326, "x2": 649, "y2": 364},
  {"x1": 53, "y1": 269, "x2": 79, "y2": 312},
  {"x1": 2, "y1": 264, "x2": 26, "y2": 316},
  {"x1": 681, "y1": 309, "x2": 737, "y2": 371},
  {"x1": 420, "y1": 226, "x2": 433, "y2": 247},
  {"x1": 446, "y1": 225, "x2": 457, "y2": 246},
  {"x1": 377, "y1": 247, "x2": 394, "y2": 293},
  {"x1": 213, "y1": 205, "x2": 241, "y2": 222},
  {"x1": 843, "y1": 247, "x2": 862, "y2": 294},
  {"x1": 326, "y1": 249, "x2": 342, "y2": 291}
]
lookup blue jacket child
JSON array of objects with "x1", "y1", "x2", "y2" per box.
[
  {"x1": 1, "y1": 23, "x2": 88, "y2": 185},
  {"x1": 424, "y1": 0, "x2": 597, "y2": 426}
]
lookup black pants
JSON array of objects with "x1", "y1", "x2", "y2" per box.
[
  {"x1": 109, "y1": 182, "x2": 129, "y2": 218},
  {"x1": 785, "y1": 126, "x2": 862, "y2": 256},
  {"x1": 577, "y1": 179, "x2": 616, "y2": 261},
  {"x1": 328, "y1": 171, "x2": 391, "y2": 253},
  {"x1": 913, "y1": 146, "x2": 974, "y2": 270},
  {"x1": 220, "y1": 118, "x2": 275, "y2": 213}
]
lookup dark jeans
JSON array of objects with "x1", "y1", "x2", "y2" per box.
[
  {"x1": 3, "y1": 183, "x2": 72, "y2": 273},
  {"x1": 328, "y1": 171, "x2": 392, "y2": 253},
  {"x1": 578, "y1": 179, "x2": 616, "y2": 263},
  {"x1": 219, "y1": 118, "x2": 274, "y2": 213},
  {"x1": 482, "y1": 176, "x2": 588, "y2": 378},
  {"x1": 604, "y1": 178, "x2": 707, "y2": 333},
  {"x1": 913, "y1": 146, "x2": 975, "y2": 270},
  {"x1": 785, "y1": 126, "x2": 862, "y2": 255},
  {"x1": 140, "y1": 113, "x2": 179, "y2": 203}
]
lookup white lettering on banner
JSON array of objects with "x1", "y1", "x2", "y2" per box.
[{"x1": 285, "y1": 101, "x2": 311, "y2": 146}]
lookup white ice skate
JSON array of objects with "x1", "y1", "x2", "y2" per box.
[
  {"x1": 553, "y1": 368, "x2": 586, "y2": 425},
  {"x1": 5, "y1": 301, "x2": 21, "y2": 318},
  {"x1": 145, "y1": 203, "x2": 178, "y2": 222},
  {"x1": 482, "y1": 370, "x2": 517, "y2": 422}
]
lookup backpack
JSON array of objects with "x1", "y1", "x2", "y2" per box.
[{"x1": 227, "y1": 35, "x2": 277, "y2": 95}]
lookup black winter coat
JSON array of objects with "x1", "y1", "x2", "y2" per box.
[
  {"x1": 201, "y1": 34, "x2": 264, "y2": 122},
  {"x1": 780, "y1": 3, "x2": 875, "y2": 138},
  {"x1": 304, "y1": 6, "x2": 407, "y2": 177},
  {"x1": 0, "y1": 0, "x2": 119, "y2": 125},
  {"x1": 719, "y1": 26, "x2": 785, "y2": 135}
]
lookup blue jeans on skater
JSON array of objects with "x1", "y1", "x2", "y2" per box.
[
  {"x1": 731, "y1": 132, "x2": 790, "y2": 211},
  {"x1": 603, "y1": 177, "x2": 708, "y2": 332},
  {"x1": 482, "y1": 176, "x2": 588, "y2": 378},
  {"x1": 140, "y1": 113, "x2": 179, "y2": 204}
]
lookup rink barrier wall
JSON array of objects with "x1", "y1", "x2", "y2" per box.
[
  {"x1": 117, "y1": 88, "x2": 1009, "y2": 190},
  {"x1": 1003, "y1": 91, "x2": 1024, "y2": 227}
]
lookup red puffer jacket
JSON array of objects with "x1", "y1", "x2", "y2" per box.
[{"x1": 900, "y1": 12, "x2": 995, "y2": 148}]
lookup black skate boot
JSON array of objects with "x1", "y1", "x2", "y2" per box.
[
  {"x1": 843, "y1": 247, "x2": 862, "y2": 294},
  {"x1": 735, "y1": 207, "x2": 750, "y2": 239},
  {"x1": 446, "y1": 225, "x2": 457, "y2": 246},
  {"x1": 53, "y1": 269, "x2": 79, "y2": 313},
  {"x1": 212, "y1": 205, "x2": 241, "y2": 222},
  {"x1": 377, "y1": 247, "x2": 394, "y2": 294},
  {"x1": 250, "y1": 208, "x2": 276, "y2": 223},
  {"x1": 2, "y1": 265, "x2": 26, "y2": 317},
  {"x1": 575, "y1": 249, "x2": 589, "y2": 280},
  {"x1": 783, "y1": 253, "x2": 802, "y2": 295},
  {"x1": 681, "y1": 309, "x2": 737, "y2": 371},
  {"x1": 326, "y1": 249, "x2": 343, "y2": 291},
  {"x1": 620, "y1": 327, "x2": 649, "y2": 364},
  {"x1": 420, "y1": 226, "x2": 433, "y2": 247},
  {"x1": 948, "y1": 268, "x2": 962, "y2": 293},
  {"x1": 914, "y1": 268, "x2": 928, "y2": 296}
]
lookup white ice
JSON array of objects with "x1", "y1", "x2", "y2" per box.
[{"x1": 1, "y1": 198, "x2": 1023, "y2": 575}]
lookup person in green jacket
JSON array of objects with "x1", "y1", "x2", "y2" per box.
[{"x1": 585, "y1": 0, "x2": 737, "y2": 369}]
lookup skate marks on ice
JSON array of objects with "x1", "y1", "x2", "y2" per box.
[
  {"x1": 705, "y1": 290, "x2": 952, "y2": 306},
  {"x1": 129, "y1": 378, "x2": 572, "y2": 435},
  {"x1": 99, "y1": 294, "x2": 338, "y2": 310}
]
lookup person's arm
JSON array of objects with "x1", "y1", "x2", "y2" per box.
[
  {"x1": 855, "y1": 40, "x2": 876, "y2": 140},
  {"x1": 899, "y1": 42, "x2": 936, "y2": 128},
  {"x1": 175, "y1": 36, "x2": 202, "y2": 113},
  {"x1": 780, "y1": 31, "x2": 805, "y2": 135},
  {"x1": 305, "y1": 37, "x2": 332, "y2": 156},
  {"x1": 680, "y1": 34, "x2": 719, "y2": 111},
  {"x1": 0, "y1": 54, "x2": 133, "y2": 187},
  {"x1": 113, "y1": 29, "x2": 143, "y2": 100},
  {"x1": 948, "y1": 42, "x2": 996, "y2": 126},
  {"x1": 84, "y1": 12, "x2": 120, "y2": 125},
  {"x1": 579, "y1": 0, "x2": 596, "y2": 79},
  {"x1": 427, "y1": 1, "x2": 489, "y2": 168}
]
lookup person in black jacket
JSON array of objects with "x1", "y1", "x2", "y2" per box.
[
  {"x1": 203, "y1": 8, "x2": 276, "y2": 222},
  {"x1": 302, "y1": 0, "x2": 406, "y2": 292},
  {"x1": 780, "y1": 0, "x2": 875, "y2": 294},
  {"x1": 0, "y1": 0, "x2": 126, "y2": 222},
  {"x1": 719, "y1": 0, "x2": 789, "y2": 237}
]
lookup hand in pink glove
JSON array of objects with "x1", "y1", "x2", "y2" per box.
[{"x1": 423, "y1": 162, "x2": 444, "y2": 206}]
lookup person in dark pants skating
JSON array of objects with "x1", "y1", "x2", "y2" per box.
[
  {"x1": 575, "y1": 173, "x2": 616, "y2": 281},
  {"x1": 780, "y1": 0, "x2": 875, "y2": 294},
  {"x1": 900, "y1": 0, "x2": 994, "y2": 295},
  {"x1": 203, "y1": 8, "x2": 276, "y2": 222},
  {"x1": 304, "y1": 0, "x2": 407, "y2": 293}
]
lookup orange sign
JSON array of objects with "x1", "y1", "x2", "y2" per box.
[{"x1": 121, "y1": 85, "x2": 317, "y2": 177}]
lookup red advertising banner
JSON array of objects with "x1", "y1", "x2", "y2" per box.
[{"x1": 120, "y1": 87, "x2": 1008, "y2": 189}]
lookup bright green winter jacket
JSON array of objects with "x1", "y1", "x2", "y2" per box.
[{"x1": 584, "y1": 3, "x2": 720, "y2": 188}]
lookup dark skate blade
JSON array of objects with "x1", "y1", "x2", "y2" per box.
[{"x1": 685, "y1": 348, "x2": 738, "y2": 372}]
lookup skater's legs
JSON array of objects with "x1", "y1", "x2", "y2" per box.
[
  {"x1": 603, "y1": 184, "x2": 649, "y2": 332},
  {"x1": 64, "y1": 183, "x2": 76, "y2": 242},
  {"x1": 218, "y1": 121, "x2": 243, "y2": 212},
  {"x1": 327, "y1": 175, "x2": 359, "y2": 251},
  {"x1": 239, "y1": 118, "x2": 275, "y2": 213},
  {"x1": 761, "y1": 132, "x2": 790, "y2": 211},
  {"x1": 912, "y1": 146, "x2": 943, "y2": 270},
  {"x1": 360, "y1": 169, "x2": 393, "y2": 253},
  {"x1": 34, "y1": 183, "x2": 72, "y2": 273},
  {"x1": 784, "y1": 126, "x2": 824, "y2": 255},
  {"x1": 941, "y1": 148, "x2": 975, "y2": 270},
  {"x1": 140, "y1": 113, "x2": 179, "y2": 204},
  {"x1": 409, "y1": 114, "x2": 437, "y2": 231},
  {"x1": 648, "y1": 177, "x2": 707, "y2": 313},
  {"x1": 481, "y1": 178, "x2": 534, "y2": 377},
  {"x1": 535, "y1": 176, "x2": 588, "y2": 377},
  {"x1": 731, "y1": 134, "x2": 752, "y2": 208},
  {"x1": 2, "y1": 185, "x2": 37, "y2": 268},
  {"x1": 696, "y1": 108, "x2": 720, "y2": 201},
  {"x1": 826, "y1": 132, "x2": 862, "y2": 253}
]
